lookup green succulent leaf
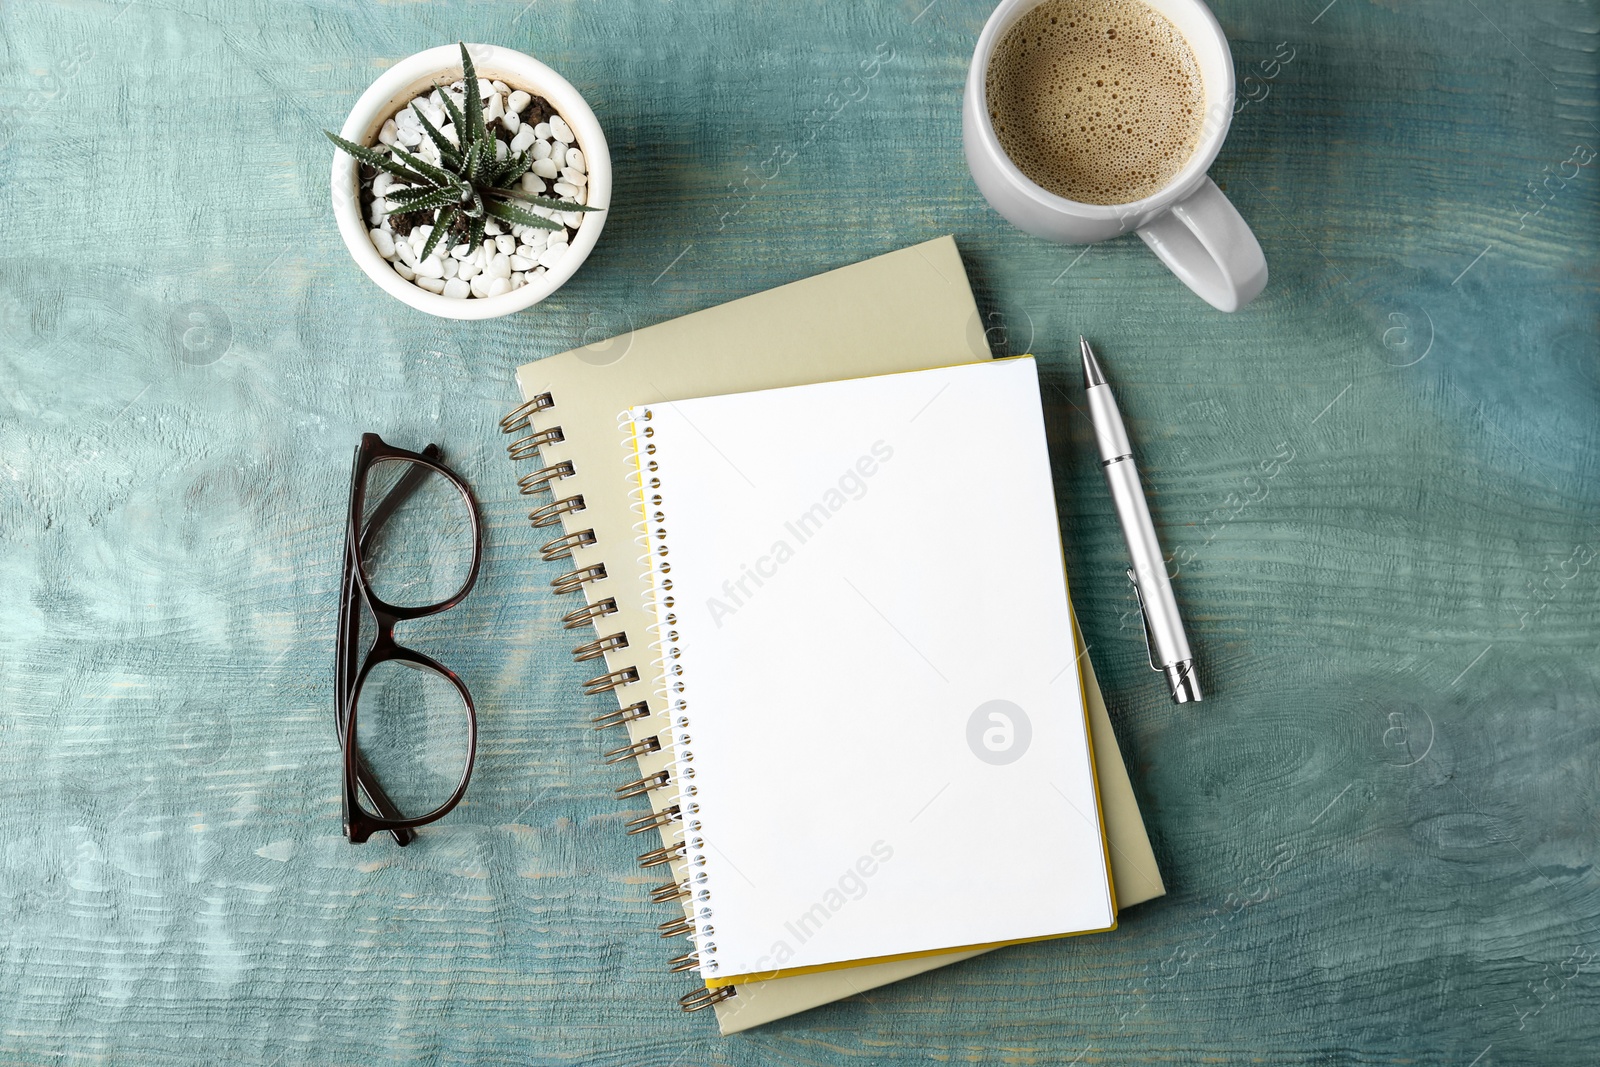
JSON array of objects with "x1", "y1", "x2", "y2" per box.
[
  {"x1": 418, "y1": 206, "x2": 458, "y2": 263},
  {"x1": 485, "y1": 198, "x2": 565, "y2": 231},
  {"x1": 458, "y1": 43, "x2": 490, "y2": 150},
  {"x1": 489, "y1": 189, "x2": 602, "y2": 213},
  {"x1": 464, "y1": 138, "x2": 486, "y2": 184},
  {"x1": 387, "y1": 186, "x2": 458, "y2": 217},
  {"x1": 436, "y1": 83, "x2": 468, "y2": 142},
  {"x1": 410, "y1": 103, "x2": 462, "y2": 169},
  {"x1": 467, "y1": 212, "x2": 486, "y2": 254},
  {"x1": 385, "y1": 184, "x2": 446, "y2": 205},
  {"x1": 499, "y1": 152, "x2": 535, "y2": 188},
  {"x1": 389, "y1": 143, "x2": 458, "y2": 189},
  {"x1": 324, "y1": 130, "x2": 434, "y2": 186}
]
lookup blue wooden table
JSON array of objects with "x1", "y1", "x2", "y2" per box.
[{"x1": 2, "y1": 0, "x2": 1597, "y2": 1063}]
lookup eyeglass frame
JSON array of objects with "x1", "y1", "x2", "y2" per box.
[{"x1": 336, "y1": 432, "x2": 483, "y2": 845}]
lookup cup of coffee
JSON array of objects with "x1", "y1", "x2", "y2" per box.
[{"x1": 964, "y1": 0, "x2": 1267, "y2": 312}]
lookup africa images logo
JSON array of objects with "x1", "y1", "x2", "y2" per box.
[{"x1": 966, "y1": 700, "x2": 1032, "y2": 765}]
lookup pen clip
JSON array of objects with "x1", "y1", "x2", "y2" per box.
[{"x1": 1127, "y1": 568, "x2": 1162, "y2": 674}]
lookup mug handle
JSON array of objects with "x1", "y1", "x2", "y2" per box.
[{"x1": 1136, "y1": 177, "x2": 1268, "y2": 312}]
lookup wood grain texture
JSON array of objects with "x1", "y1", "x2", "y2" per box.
[{"x1": 0, "y1": 0, "x2": 1596, "y2": 1063}]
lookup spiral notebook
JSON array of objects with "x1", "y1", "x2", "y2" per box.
[
  {"x1": 502, "y1": 237, "x2": 1164, "y2": 1032},
  {"x1": 622, "y1": 356, "x2": 1116, "y2": 986}
]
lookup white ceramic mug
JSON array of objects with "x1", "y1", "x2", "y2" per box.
[{"x1": 963, "y1": 0, "x2": 1267, "y2": 312}]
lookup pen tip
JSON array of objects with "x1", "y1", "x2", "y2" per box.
[{"x1": 1080, "y1": 337, "x2": 1106, "y2": 389}]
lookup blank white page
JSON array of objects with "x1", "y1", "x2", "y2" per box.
[{"x1": 626, "y1": 358, "x2": 1113, "y2": 984}]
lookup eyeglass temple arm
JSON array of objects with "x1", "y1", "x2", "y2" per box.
[{"x1": 357, "y1": 443, "x2": 443, "y2": 559}]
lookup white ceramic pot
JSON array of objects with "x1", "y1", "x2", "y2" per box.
[{"x1": 330, "y1": 43, "x2": 611, "y2": 320}]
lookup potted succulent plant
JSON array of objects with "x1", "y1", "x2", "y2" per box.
[{"x1": 327, "y1": 42, "x2": 610, "y2": 319}]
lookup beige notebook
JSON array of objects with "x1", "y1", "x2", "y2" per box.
[{"x1": 503, "y1": 237, "x2": 1164, "y2": 1033}]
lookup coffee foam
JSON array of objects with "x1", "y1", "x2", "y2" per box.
[{"x1": 986, "y1": 0, "x2": 1204, "y2": 205}]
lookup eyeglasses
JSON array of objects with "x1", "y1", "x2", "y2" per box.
[{"x1": 336, "y1": 433, "x2": 483, "y2": 845}]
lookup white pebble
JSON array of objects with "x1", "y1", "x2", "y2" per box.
[
  {"x1": 532, "y1": 157, "x2": 558, "y2": 179},
  {"x1": 470, "y1": 274, "x2": 492, "y2": 298},
  {"x1": 565, "y1": 147, "x2": 584, "y2": 171},
  {"x1": 395, "y1": 107, "x2": 420, "y2": 131},
  {"x1": 546, "y1": 228, "x2": 568, "y2": 247},
  {"x1": 486, "y1": 276, "x2": 511, "y2": 297},
  {"x1": 416, "y1": 255, "x2": 445, "y2": 279},
  {"x1": 533, "y1": 122, "x2": 552, "y2": 140},
  {"x1": 553, "y1": 181, "x2": 577, "y2": 199},
  {"x1": 533, "y1": 265, "x2": 547, "y2": 275},
  {"x1": 519, "y1": 231, "x2": 549, "y2": 253},
  {"x1": 509, "y1": 126, "x2": 536, "y2": 154},
  {"x1": 561, "y1": 210, "x2": 583, "y2": 227},
  {"x1": 561, "y1": 167, "x2": 587, "y2": 187},
  {"x1": 442, "y1": 257, "x2": 458, "y2": 279},
  {"x1": 509, "y1": 253, "x2": 535, "y2": 271},
  {"x1": 511, "y1": 271, "x2": 527, "y2": 287},
  {"x1": 480, "y1": 240, "x2": 495, "y2": 261},
  {"x1": 440, "y1": 123, "x2": 459, "y2": 146},
  {"x1": 395, "y1": 125, "x2": 422, "y2": 147},
  {"x1": 494, "y1": 139, "x2": 508, "y2": 161},
  {"x1": 502, "y1": 110, "x2": 520, "y2": 134},
  {"x1": 520, "y1": 174, "x2": 546, "y2": 195},
  {"x1": 487, "y1": 252, "x2": 512, "y2": 279},
  {"x1": 485, "y1": 93, "x2": 504, "y2": 122},
  {"x1": 443, "y1": 277, "x2": 470, "y2": 299},
  {"x1": 532, "y1": 138, "x2": 552, "y2": 161},
  {"x1": 395, "y1": 239, "x2": 419, "y2": 267},
  {"x1": 393, "y1": 261, "x2": 416, "y2": 281},
  {"x1": 415, "y1": 276, "x2": 446, "y2": 294},
  {"x1": 548, "y1": 114, "x2": 572, "y2": 142},
  {"x1": 458, "y1": 258, "x2": 479, "y2": 280},
  {"x1": 507, "y1": 90, "x2": 530, "y2": 114},
  {"x1": 477, "y1": 78, "x2": 495, "y2": 99},
  {"x1": 378, "y1": 119, "x2": 398, "y2": 146},
  {"x1": 369, "y1": 229, "x2": 395, "y2": 258},
  {"x1": 492, "y1": 80, "x2": 509, "y2": 95},
  {"x1": 552, "y1": 140, "x2": 569, "y2": 160},
  {"x1": 538, "y1": 244, "x2": 567, "y2": 269},
  {"x1": 451, "y1": 241, "x2": 472, "y2": 260},
  {"x1": 495, "y1": 234, "x2": 517, "y2": 255},
  {"x1": 410, "y1": 225, "x2": 430, "y2": 249}
]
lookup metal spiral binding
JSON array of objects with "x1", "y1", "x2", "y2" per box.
[
  {"x1": 573, "y1": 633, "x2": 628, "y2": 662},
  {"x1": 500, "y1": 392, "x2": 554, "y2": 434},
  {"x1": 530, "y1": 495, "x2": 585, "y2": 527},
  {"x1": 638, "y1": 840, "x2": 686, "y2": 869},
  {"x1": 518, "y1": 461, "x2": 575, "y2": 495},
  {"x1": 603, "y1": 735, "x2": 661, "y2": 764},
  {"x1": 659, "y1": 915, "x2": 695, "y2": 938},
  {"x1": 502, "y1": 393, "x2": 733, "y2": 1014},
  {"x1": 650, "y1": 880, "x2": 689, "y2": 904},
  {"x1": 583, "y1": 666, "x2": 639, "y2": 695},
  {"x1": 627, "y1": 804, "x2": 680, "y2": 835},
  {"x1": 552, "y1": 564, "x2": 607, "y2": 595},
  {"x1": 508, "y1": 426, "x2": 563, "y2": 460},
  {"x1": 679, "y1": 987, "x2": 736, "y2": 1012},
  {"x1": 621, "y1": 406, "x2": 726, "y2": 993},
  {"x1": 615, "y1": 769, "x2": 671, "y2": 799},
  {"x1": 592, "y1": 700, "x2": 650, "y2": 730},
  {"x1": 542, "y1": 529, "x2": 596, "y2": 561}
]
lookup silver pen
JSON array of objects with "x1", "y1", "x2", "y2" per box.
[{"x1": 1080, "y1": 337, "x2": 1203, "y2": 704}]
